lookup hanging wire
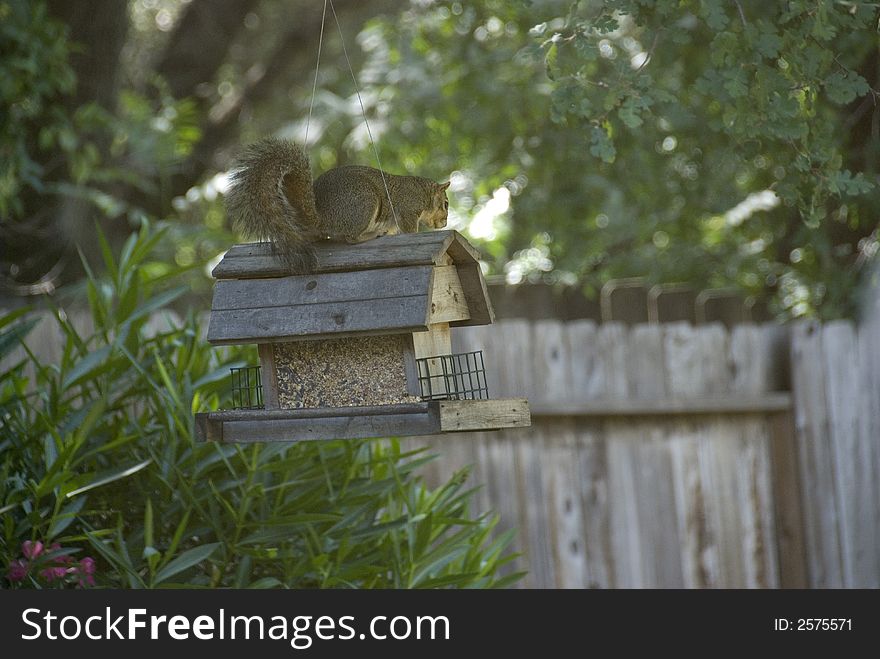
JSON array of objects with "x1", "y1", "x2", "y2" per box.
[
  {"x1": 304, "y1": 0, "x2": 329, "y2": 146},
  {"x1": 327, "y1": 0, "x2": 399, "y2": 228}
]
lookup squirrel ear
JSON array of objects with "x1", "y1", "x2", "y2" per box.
[{"x1": 438, "y1": 181, "x2": 450, "y2": 191}]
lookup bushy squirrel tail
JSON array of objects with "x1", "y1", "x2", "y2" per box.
[{"x1": 225, "y1": 138, "x2": 319, "y2": 272}]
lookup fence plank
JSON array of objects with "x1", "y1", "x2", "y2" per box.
[
  {"x1": 542, "y1": 421, "x2": 590, "y2": 588},
  {"x1": 664, "y1": 322, "x2": 727, "y2": 588},
  {"x1": 574, "y1": 420, "x2": 614, "y2": 588},
  {"x1": 857, "y1": 318, "x2": 880, "y2": 587},
  {"x1": 730, "y1": 324, "x2": 783, "y2": 588},
  {"x1": 823, "y1": 321, "x2": 875, "y2": 588},
  {"x1": 513, "y1": 432, "x2": 553, "y2": 587},
  {"x1": 790, "y1": 321, "x2": 844, "y2": 587}
]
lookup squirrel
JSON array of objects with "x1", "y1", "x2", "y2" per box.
[{"x1": 224, "y1": 138, "x2": 450, "y2": 272}]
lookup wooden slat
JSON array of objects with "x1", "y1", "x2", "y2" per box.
[
  {"x1": 428, "y1": 265, "x2": 471, "y2": 324},
  {"x1": 257, "y1": 343, "x2": 280, "y2": 409},
  {"x1": 411, "y1": 324, "x2": 452, "y2": 397},
  {"x1": 606, "y1": 420, "x2": 647, "y2": 587},
  {"x1": 574, "y1": 420, "x2": 614, "y2": 588},
  {"x1": 411, "y1": 324, "x2": 451, "y2": 359},
  {"x1": 566, "y1": 320, "x2": 603, "y2": 399},
  {"x1": 857, "y1": 315, "x2": 880, "y2": 587},
  {"x1": 220, "y1": 413, "x2": 440, "y2": 442},
  {"x1": 196, "y1": 399, "x2": 529, "y2": 442},
  {"x1": 438, "y1": 398, "x2": 530, "y2": 432},
  {"x1": 196, "y1": 404, "x2": 438, "y2": 442},
  {"x1": 542, "y1": 421, "x2": 590, "y2": 588},
  {"x1": 626, "y1": 324, "x2": 667, "y2": 399},
  {"x1": 450, "y1": 262, "x2": 495, "y2": 327},
  {"x1": 823, "y1": 320, "x2": 872, "y2": 587},
  {"x1": 790, "y1": 321, "x2": 844, "y2": 587},
  {"x1": 207, "y1": 295, "x2": 430, "y2": 344},
  {"x1": 205, "y1": 403, "x2": 430, "y2": 421},
  {"x1": 623, "y1": 324, "x2": 682, "y2": 587},
  {"x1": 529, "y1": 394, "x2": 792, "y2": 416},
  {"x1": 730, "y1": 324, "x2": 784, "y2": 588},
  {"x1": 213, "y1": 231, "x2": 461, "y2": 279},
  {"x1": 212, "y1": 266, "x2": 433, "y2": 311},
  {"x1": 516, "y1": 431, "x2": 554, "y2": 587},
  {"x1": 532, "y1": 319, "x2": 572, "y2": 404},
  {"x1": 664, "y1": 322, "x2": 720, "y2": 588}
]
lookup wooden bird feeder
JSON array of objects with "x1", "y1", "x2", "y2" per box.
[{"x1": 195, "y1": 230, "x2": 530, "y2": 443}]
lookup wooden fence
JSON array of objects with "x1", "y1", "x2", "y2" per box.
[
  {"x1": 3, "y1": 305, "x2": 878, "y2": 588},
  {"x1": 408, "y1": 316, "x2": 880, "y2": 588}
]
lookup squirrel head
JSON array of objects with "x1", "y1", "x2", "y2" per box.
[{"x1": 420, "y1": 180, "x2": 450, "y2": 229}]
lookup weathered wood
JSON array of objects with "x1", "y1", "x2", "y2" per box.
[
  {"x1": 195, "y1": 399, "x2": 529, "y2": 442},
  {"x1": 211, "y1": 266, "x2": 433, "y2": 311},
  {"x1": 196, "y1": 404, "x2": 438, "y2": 442},
  {"x1": 606, "y1": 420, "x2": 647, "y2": 587},
  {"x1": 574, "y1": 420, "x2": 614, "y2": 588},
  {"x1": 411, "y1": 324, "x2": 453, "y2": 397},
  {"x1": 452, "y1": 262, "x2": 495, "y2": 327},
  {"x1": 401, "y1": 336, "x2": 421, "y2": 398},
  {"x1": 210, "y1": 232, "x2": 494, "y2": 331},
  {"x1": 428, "y1": 265, "x2": 471, "y2": 324},
  {"x1": 438, "y1": 398, "x2": 530, "y2": 432},
  {"x1": 626, "y1": 324, "x2": 667, "y2": 399},
  {"x1": 729, "y1": 324, "x2": 784, "y2": 588},
  {"x1": 822, "y1": 321, "x2": 873, "y2": 588},
  {"x1": 542, "y1": 421, "x2": 590, "y2": 588},
  {"x1": 566, "y1": 320, "x2": 603, "y2": 400},
  {"x1": 790, "y1": 321, "x2": 844, "y2": 587},
  {"x1": 257, "y1": 343, "x2": 279, "y2": 409},
  {"x1": 411, "y1": 324, "x2": 452, "y2": 359},
  {"x1": 207, "y1": 295, "x2": 430, "y2": 344},
  {"x1": 219, "y1": 413, "x2": 440, "y2": 443},
  {"x1": 664, "y1": 322, "x2": 721, "y2": 588},
  {"x1": 856, "y1": 316, "x2": 880, "y2": 588},
  {"x1": 205, "y1": 403, "x2": 430, "y2": 421},
  {"x1": 516, "y1": 430, "x2": 555, "y2": 587},
  {"x1": 532, "y1": 319, "x2": 572, "y2": 404},
  {"x1": 529, "y1": 394, "x2": 792, "y2": 416},
  {"x1": 213, "y1": 231, "x2": 460, "y2": 279},
  {"x1": 769, "y1": 410, "x2": 808, "y2": 588}
]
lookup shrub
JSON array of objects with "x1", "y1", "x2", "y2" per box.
[{"x1": 0, "y1": 223, "x2": 520, "y2": 588}]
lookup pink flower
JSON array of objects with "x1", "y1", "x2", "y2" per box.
[
  {"x1": 7, "y1": 559, "x2": 29, "y2": 582},
  {"x1": 22, "y1": 540, "x2": 44, "y2": 559},
  {"x1": 77, "y1": 557, "x2": 96, "y2": 587},
  {"x1": 39, "y1": 566, "x2": 70, "y2": 581}
]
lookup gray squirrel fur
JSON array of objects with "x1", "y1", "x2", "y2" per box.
[{"x1": 225, "y1": 138, "x2": 450, "y2": 272}]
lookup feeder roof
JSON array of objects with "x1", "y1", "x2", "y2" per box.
[{"x1": 206, "y1": 230, "x2": 494, "y2": 345}]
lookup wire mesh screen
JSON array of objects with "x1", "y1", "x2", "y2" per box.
[
  {"x1": 416, "y1": 350, "x2": 489, "y2": 401},
  {"x1": 230, "y1": 366, "x2": 264, "y2": 410}
]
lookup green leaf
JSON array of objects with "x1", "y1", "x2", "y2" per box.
[
  {"x1": 154, "y1": 543, "x2": 221, "y2": 585},
  {"x1": 60, "y1": 344, "x2": 113, "y2": 389},
  {"x1": 589, "y1": 125, "x2": 616, "y2": 163},
  {"x1": 824, "y1": 71, "x2": 870, "y2": 105},
  {"x1": 64, "y1": 458, "x2": 153, "y2": 498}
]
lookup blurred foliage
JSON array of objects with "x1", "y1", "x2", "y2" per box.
[
  {"x1": 4, "y1": 0, "x2": 878, "y2": 315},
  {"x1": 336, "y1": 0, "x2": 880, "y2": 318},
  {"x1": 0, "y1": 223, "x2": 520, "y2": 589},
  {"x1": 0, "y1": 0, "x2": 75, "y2": 218}
]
